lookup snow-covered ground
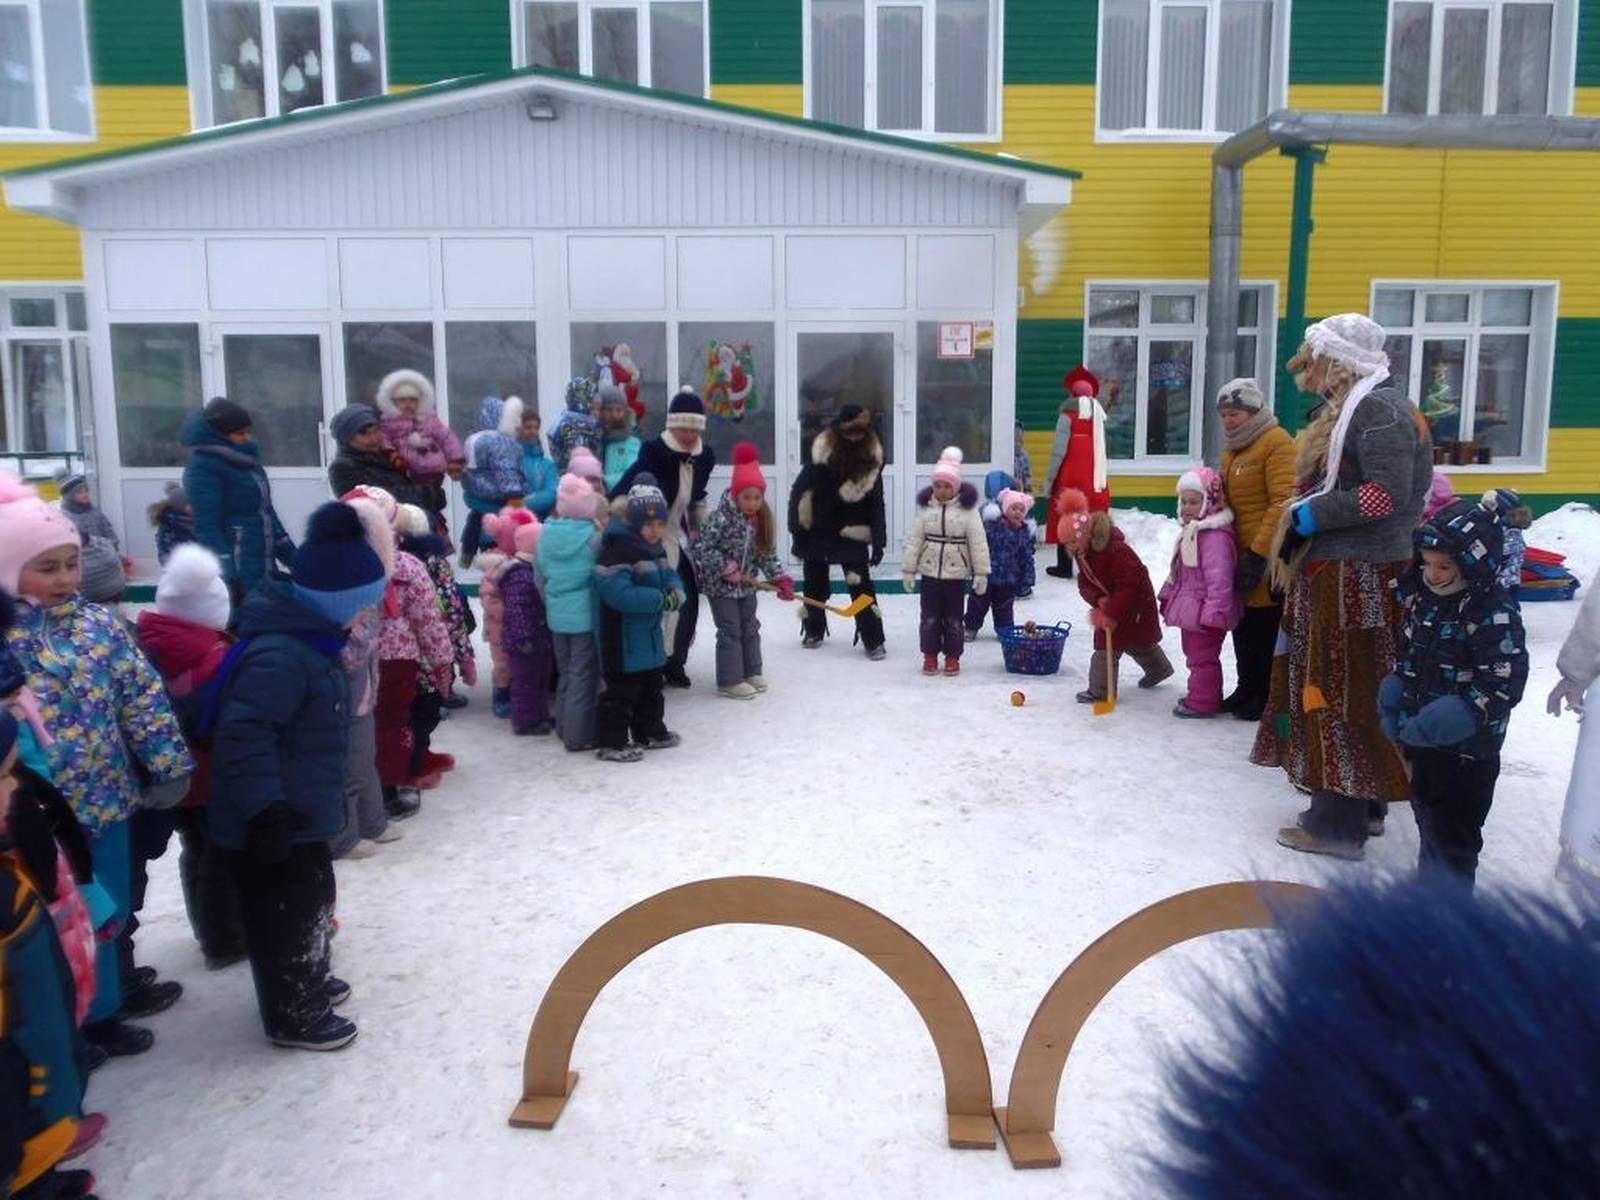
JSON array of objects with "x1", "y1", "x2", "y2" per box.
[{"x1": 91, "y1": 508, "x2": 1593, "y2": 1199}]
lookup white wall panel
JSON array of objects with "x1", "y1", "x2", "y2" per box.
[
  {"x1": 676, "y1": 236, "x2": 773, "y2": 310},
  {"x1": 785, "y1": 235, "x2": 906, "y2": 309},
  {"x1": 567, "y1": 236, "x2": 666, "y2": 310},
  {"x1": 442, "y1": 237, "x2": 536, "y2": 308},
  {"x1": 104, "y1": 239, "x2": 202, "y2": 311},
  {"x1": 75, "y1": 97, "x2": 1020, "y2": 231},
  {"x1": 339, "y1": 238, "x2": 431, "y2": 308},
  {"x1": 917, "y1": 235, "x2": 995, "y2": 310},
  {"x1": 207, "y1": 237, "x2": 329, "y2": 310}
]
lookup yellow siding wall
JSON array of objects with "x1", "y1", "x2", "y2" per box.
[
  {"x1": 0, "y1": 86, "x2": 191, "y2": 281},
  {"x1": 711, "y1": 83, "x2": 806, "y2": 118}
]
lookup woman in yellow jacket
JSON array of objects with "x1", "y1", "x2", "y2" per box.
[{"x1": 1217, "y1": 379, "x2": 1297, "y2": 721}]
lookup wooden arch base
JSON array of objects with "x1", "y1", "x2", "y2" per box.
[
  {"x1": 994, "y1": 881, "x2": 1322, "y2": 1169},
  {"x1": 509, "y1": 876, "x2": 997, "y2": 1150}
]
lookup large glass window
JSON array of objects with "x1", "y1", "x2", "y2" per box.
[
  {"x1": 445, "y1": 321, "x2": 538, "y2": 444},
  {"x1": 570, "y1": 322, "x2": 667, "y2": 438},
  {"x1": 677, "y1": 322, "x2": 776, "y2": 463},
  {"x1": 0, "y1": 289, "x2": 86, "y2": 454},
  {"x1": 808, "y1": 0, "x2": 997, "y2": 137},
  {"x1": 1085, "y1": 282, "x2": 1273, "y2": 463},
  {"x1": 1374, "y1": 283, "x2": 1552, "y2": 462},
  {"x1": 191, "y1": 0, "x2": 385, "y2": 127},
  {"x1": 1099, "y1": 0, "x2": 1283, "y2": 136},
  {"x1": 915, "y1": 321, "x2": 991, "y2": 463},
  {"x1": 1386, "y1": 1, "x2": 1570, "y2": 116},
  {"x1": 221, "y1": 333, "x2": 325, "y2": 467},
  {"x1": 111, "y1": 325, "x2": 204, "y2": 469},
  {"x1": 0, "y1": 0, "x2": 92, "y2": 136},
  {"x1": 514, "y1": 1, "x2": 706, "y2": 95},
  {"x1": 795, "y1": 331, "x2": 895, "y2": 463},
  {"x1": 343, "y1": 321, "x2": 434, "y2": 409}
]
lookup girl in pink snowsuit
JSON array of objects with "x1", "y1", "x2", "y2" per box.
[
  {"x1": 479, "y1": 508, "x2": 536, "y2": 720},
  {"x1": 375, "y1": 370, "x2": 465, "y2": 486},
  {"x1": 1159, "y1": 467, "x2": 1242, "y2": 718}
]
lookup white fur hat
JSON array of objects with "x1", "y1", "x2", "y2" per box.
[
  {"x1": 154, "y1": 544, "x2": 231, "y2": 631},
  {"x1": 395, "y1": 503, "x2": 431, "y2": 537}
]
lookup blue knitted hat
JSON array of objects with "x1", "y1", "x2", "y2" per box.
[
  {"x1": 292, "y1": 502, "x2": 387, "y2": 627},
  {"x1": 625, "y1": 473, "x2": 669, "y2": 531}
]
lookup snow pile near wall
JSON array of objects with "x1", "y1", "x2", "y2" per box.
[
  {"x1": 1112, "y1": 507, "x2": 1180, "y2": 574},
  {"x1": 1528, "y1": 502, "x2": 1600, "y2": 585}
]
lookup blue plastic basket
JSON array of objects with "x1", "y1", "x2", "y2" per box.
[{"x1": 997, "y1": 621, "x2": 1072, "y2": 676}]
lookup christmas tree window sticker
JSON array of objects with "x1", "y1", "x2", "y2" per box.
[{"x1": 703, "y1": 342, "x2": 758, "y2": 423}]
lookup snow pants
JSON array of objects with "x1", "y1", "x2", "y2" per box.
[
  {"x1": 1228, "y1": 604, "x2": 1281, "y2": 718},
  {"x1": 709, "y1": 594, "x2": 763, "y2": 687},
  {"x1": 552, "y1": 632, "x2": 599, "y2": 750},
  {"x1": 666, "y1": 554, "x2": 700, "y2": 676},
  {"x1": 128, "y1": 806, "x2": 244, "y2": 968},
  {"x1": 919, "y1": 578, "x2": 966, "y2": 658},
  {"x1": 1411, "y1": 749, "x2": 1499, "y2": 886},
  {"x1": 374, "y1": 660, "x2": 419, "y2": 788},
  {"x1": 508, "y1": 641, "x2": 553, "y2": 728},
  {"x1": 801, "y1": 559, "x2": 884, "y2": 650},
  {"x1": 596, "y1": 668, "x2": 668, "y2": 750},
  {"x1": 86, "y1": 819, "x2": 131, "y2": 1024},
  {"x1": 225, "y1": 841, "x2": 336, "y2": 1039},
  {"x1": 1181, "y1": 627, "x2": 1228, "y2": 714},
  {"x1": 1083, "y1": 643, "x2": 1173, "y2": 701},
  {"x1": 332, "y1": 711, "x2": 388, "y2": 857},
  {"x1": 964, "y1": 583, "x2": 1016, "y2": 634},
  {"x1": 408, "y1": 689, "x2": 444, "y2": 776}
]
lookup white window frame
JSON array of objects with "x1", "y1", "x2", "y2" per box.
[
  {"x1": 184, "y1": 0, "x2": 389, "y2": 130},
  {"x1": 0, "y1": 284, "x2": 88, "y2": 453},
  {"x1": 1095, "y1": 0, "x2": 1291, "y2": 143},
  {"x1": 1371, "y1": 279, "x2": 1557, "y2": 471},
  {"x1": 801, "y1": 0, "x2": 1004, "y2": 142},
  {"x1": 510, "y1": 0, "x2": 710, "y2": 97},
  {"x1": 1381, "y1": 0, "x2": 1578, "y2": 116},
  {"x1": 1083, "y1": 279, "x2": 1277, "y2": 470},
  {"x1": 0, "y1": 0, "x2": 95, "y2": 142}
]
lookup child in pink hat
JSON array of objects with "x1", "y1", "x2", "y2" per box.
[
  {"x1": 498, "y1": 515, "x2": 554, "y2": 735},
  {"x1": 1158, "y1": 467, "x2": 1242, "y2": 717},
  {"x1": 903, "y1": 447, "x2": 989, "y2": 676}
]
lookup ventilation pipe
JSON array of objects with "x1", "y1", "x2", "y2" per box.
[{"x1": 1203, "y1": 111, "x2": 1600, "y2": 463}]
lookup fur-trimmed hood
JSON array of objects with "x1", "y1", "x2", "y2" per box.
[
  {"x1": 811, "y1": 428, "x2": 883, "y2": 502},
  {"x1": 375, "y1": 369, "x2": 436, "y2": 417},
  {"x1": 915, "y1": 481, "x2": 979, "y2": 509}
]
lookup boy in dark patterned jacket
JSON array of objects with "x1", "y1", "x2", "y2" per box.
[
  {"x1": 1380, "y1": 493, "x2": 1529, "y2": 886},
  {"x1": 965, "y1": 469, "x2": 1035, "y2": 640}
]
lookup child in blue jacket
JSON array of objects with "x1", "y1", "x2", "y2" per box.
[
  {"x1": 965, "y1": 470, "x2": 1036, "y2": 640},
  {"x1": 1380, "y1": 493, "x2": 1529, "y2": 886},
  {"x1": 538, "y1": 474, "x2": 605, "y2": 752},
  {"x1": 209, "y1": 502, "x2": 386, "y2": 1051},
  {"x1": 592, "y1": 475, "x2": 684, "y2": 763}
]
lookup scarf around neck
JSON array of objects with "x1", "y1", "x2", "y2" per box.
[
  {"x1": 1177, "y1": 509, "x2": 1234, "y2": 568},
  {"x1": 1223, "y1": 408, "x2": 1280, "y2": 453}
]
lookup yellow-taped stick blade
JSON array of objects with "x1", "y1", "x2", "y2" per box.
[
  {"x1": 1093, "y1": 631, "x2": 1117, "y2": 715},
  {"x1": 828, "y1": 593, "x2": 876, "y2": 618}
]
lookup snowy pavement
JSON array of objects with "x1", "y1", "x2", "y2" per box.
[{"x1": 92, "y1": 512, "x2": 1587, "y2": 1199}]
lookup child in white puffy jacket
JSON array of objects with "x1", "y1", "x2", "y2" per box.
[
  {"x1": 1550, "y1": 568, "x2": 1600, "y2": 907},
  {"x1": 902, "y1": 447, "x2": 989, "y2": 677}
]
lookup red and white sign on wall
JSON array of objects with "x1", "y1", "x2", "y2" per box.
[{"x1": 937, "y1": 321, "x2": 974, "y2": 359}]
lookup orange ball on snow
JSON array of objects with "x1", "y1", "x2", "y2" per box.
[{"x1": 1010, "y1": 691, "x2": 1026, "y2": 707}]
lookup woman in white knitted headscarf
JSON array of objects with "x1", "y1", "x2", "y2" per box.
[{"x1": 1251, "y1": 314, "x2": 1434, "y2": 861}]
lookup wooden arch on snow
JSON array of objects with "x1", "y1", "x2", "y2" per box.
[
  {"x1": 995, "y1": 880, "x2": 1322, "y2": 1169},
  {"x1": 509, "y1": 876, "x2": 997, "y2": 1149}
]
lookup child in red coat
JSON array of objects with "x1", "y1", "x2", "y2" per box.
[{"x1": 1057, "y1": 488, "x2": 1173, "y2": 704}]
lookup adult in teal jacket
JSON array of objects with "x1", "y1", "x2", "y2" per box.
[
  {"x1": 181, "y1": 397, "x2": 295, "y2": 607},
  {"x1": 599, "y1": 384, "x2": 642, "y2": 492}
]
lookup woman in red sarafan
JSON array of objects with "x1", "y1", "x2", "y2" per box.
[{"x1": 1044, "y1": 365, "x2": 1112, "y2": 578}]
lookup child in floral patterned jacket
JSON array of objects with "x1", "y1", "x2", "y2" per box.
[
  {"x1": 395, "y1": 504, "x2": 476, "y2": 785},
  {"x1": 0, "y1": 471, "x2": 191, "y2": 1060},
  {"x1": 690, "y1": 444, "x2": 795, "y2": 699}
]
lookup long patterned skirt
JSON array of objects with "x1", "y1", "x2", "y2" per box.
[{"x1": 1251, "y1": 559, "x2": 1411, "y2": 804}]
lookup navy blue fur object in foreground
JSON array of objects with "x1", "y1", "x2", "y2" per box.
[{"x1": 1154, "y1": 877, "x2": 1600, "y2": 1199}]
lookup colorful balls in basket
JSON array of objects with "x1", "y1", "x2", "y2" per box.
[{"x1": 997, "y1": 620, "x2": 1071, "y2": 676}]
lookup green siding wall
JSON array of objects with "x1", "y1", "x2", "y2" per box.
[
  {"x1": 1552, "y1": 318, "x2": 1600, "y2": 427},
  {"x1": 89, "y1": 0, "x2": 187, "y2": 86},
  {"x1": 1288, "y1": 0, "x2": 1388, "y2": 86},
  {"x1": 1003, "y1": 0, "x2": 1095, "y2": 85},
  {"x1": 1017, "y1": 318, "x2": 1083, "y2": 430},
  {"x1": 711, "y1": 0, "x2": 802, "y2": 84},
  {"x1": 387, "y1": 0, "x2": 511, "y2": 85},
  {"x1": 1580, "y1": 0, "x2": 1600, "y2": 88}
]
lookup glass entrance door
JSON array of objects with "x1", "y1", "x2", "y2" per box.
[
  {"x1": 790, "y1": 326, "x2": 907, "y2": 570},
  {"x1": 208, "y1": 325, "x2": 334, "y2": 550}
]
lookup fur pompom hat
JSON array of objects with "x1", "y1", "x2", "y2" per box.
[
  {"x1": 340, "y1": 494, "x2": 397, "y2": 578},
  {"x1": 931, "y1": 446, "x2": 965, "y2": 488},
  {"x1": 485, "y1": 507, "x2": 535, "y2": 556},
  {"x1": 0, "y1": 470, "x2": 81, "y2": 598},
  {"x1": 338, "y1": 485, "x2": 397, "y2": 526},
  {"x1": 154, "y1": 543, "x2": 231, "y2": 632},
  {"x1": 730, "y1": 442, "x2": 766, "y2": 495},
  {"x1": 555, "y1": 473, "x2": 597, "y2": 520},
  {"x1": 291, "y1": 503, "x2": 388, "y2": 628},
  {"x1": 512, "y1": 516, "x2": 544, "y2": 561},
  {"x1": 997, "y1": 488, "x2": 1033, "y2": 520},
  {"x1": 567, "y1": 446, "x2": 604, "y2": 484},
  {"x1": 394, "y1": 503, "x2": 431, "y2": 538}
]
